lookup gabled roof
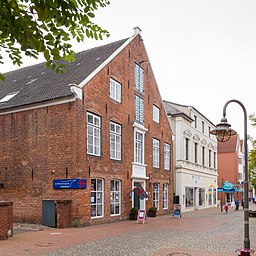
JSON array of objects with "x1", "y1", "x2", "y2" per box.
[
  {"x1": 0, "y1": 37, "x2": 129, "y2": 111},
  {"x1": 218, "y1": 134, "x2": 239, "y2": 153},
  {"x1": 163, "y1": 100, "x2": 216, "y2": 127},
  {"x1": 163, "y1": 100, "x2": 193, "y2": 122}
]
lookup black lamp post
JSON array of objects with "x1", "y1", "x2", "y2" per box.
[{"x1": 210, "y1": 99, "x2": 254, "y2": 256}]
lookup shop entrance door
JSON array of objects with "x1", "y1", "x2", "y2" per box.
[{"x1": 133, "y1": 181, "x2": 146, "y2": 210}]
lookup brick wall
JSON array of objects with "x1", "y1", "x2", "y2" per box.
[
  {"x1": 56, "y1": 200, "x2": 72, "y2": 228},
  {"x1": 0, "y1": 201, "x2": 13, "y2": 240},
  {"x1": 0, "y1": 34, "x2": 173, "y2": 225}
]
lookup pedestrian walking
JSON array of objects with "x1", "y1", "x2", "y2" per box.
[
  {"x1": 235, "y1": 198, "x2": 239, "y2": 210},
  {"x1": 241, "y1": 198, "x2": 244, "y2": 209},
  {"x1": 224, "y1": 204, "x2": 229, "y2": 214}
]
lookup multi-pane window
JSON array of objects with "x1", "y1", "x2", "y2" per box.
[
  {"x1": 185, "y1": 138, "x2": 189, "y2": 161},
  {"x1": 153, "y1": 105, "x2": 160, "y2": 123},
  {"x1": 208, "y1": 187, "x2": 213, "y2": 205},
  {"x1": 153, "y1": 138, "x2": 160, "y2": 168},
  {"x1": 202, "y1": 146, "x2": 205, "y2": 165},
  {"x1": 202, "y1": 121, "x2": 204, "y2": 133},
  {"x1": 110, "y1": 180, "x2": 121, "y2": 215},
  {"x1": 163, "y1": 184, "x2": 168, "y2": 209},
  {"x1": 185, "y1": 187, "x2": 194, "y2": 207},
  {"x1": 91, "y1": 179, "x2": 103, "y2": 217},
  {"x1": 134, "y1": 63, "x2": 144, "y2": 93},
  {"x1": 164, "y1": 143, "x2": 170, "y2": 170},
  {"x1": 110, "y1": 122, "x2": 121, "y2": 160},
  {"x1": 194, "y1": 115, "x2": 197, "y2": 128},
  {"x1": 199, "y1": 188, "x2": 205, "y2": 206},
  {"x1": 209, "y1": 150, "x2": 212, "y2": 167},
  {"x1": 213, "y1": 188, "x2": 217, "y2": 204},
  {"x1": 135, "y1": 131, "x2": 143, "y2": 164},
  {"x1": 194, "y1": 142, "x2": 198, "y2": 163},
  {"x1": 153, "y1": 183, "x2": 159, "y2": 209},
  {"x1": 110, "y1": 78, "x2": 121, "y2": 103},
  {"x1": 134, "y1": 95, "x2": 144, "y2": 124},
  {"x1": 87, "y1": 112, "x2": 101, "y2": 156},
  {"x1": 208, "y1": 126, "x2": 211, "y2": 137}
]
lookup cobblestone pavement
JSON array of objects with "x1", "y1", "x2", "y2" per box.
[{"x1": 1, "y1": 204, "x2": 256, "y2": 256}]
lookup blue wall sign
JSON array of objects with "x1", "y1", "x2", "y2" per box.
[{"x1": 53, "y1": 178, "x2": 87, "y2": 189}]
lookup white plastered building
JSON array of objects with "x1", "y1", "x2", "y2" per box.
[{"x1": 163, "y1": 101, "x2": 218, "y2": 212}]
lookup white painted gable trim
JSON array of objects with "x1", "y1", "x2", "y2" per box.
[{"x1": 77, "y1": 31, "x2": 140, "y2": 89}]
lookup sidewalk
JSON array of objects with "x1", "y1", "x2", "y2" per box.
[{"x1": 1, "y1": 204, "x2": 256, "y2": 256}]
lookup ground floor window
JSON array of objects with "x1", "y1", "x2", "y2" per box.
[
  {"x1": 213, "y1": 188, "x2": 217, "y2": 204},
  {"x1": 153, "y1": 183, "x2": 159, "y2": 209},
  {"x1": 163, "y1": 183, "x2": 168, "y2": 209},
  {"x1": 199, "y1": 188, "x2": 205, "y2": 206},
  {"x1": 208, "y1": 187, "x2": 213, "y2": 205},
  {"x1": 110, "y1": 180, "x2": 121, "y2": 215},
  {"x1": 185, "y1": 187, "x2": 194, "y2": 207},
  {"x1": 91, "y1": 179, "x2": 104, "y2": 217}
]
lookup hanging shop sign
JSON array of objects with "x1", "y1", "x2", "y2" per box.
[
  {"x1": 217, "y1": 182, "x2": 235, "y2": 192},
  {"x1": 53, "y1": 178, "x2": 87, "y2": 189}
]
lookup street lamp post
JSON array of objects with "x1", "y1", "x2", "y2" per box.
[{"x1": 210, "y1": 99, "x2": 254, "y2": 256}]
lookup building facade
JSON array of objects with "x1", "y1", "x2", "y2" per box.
[
  {"x1": 217, "y1": 135, "x2": 244, "y2": 204},
  {"x1": 0, "y1": 28, "x2": 173, "y2": 225},
  {"x1": 163, "y1": 101, "x2": 218, "y2": 212}
]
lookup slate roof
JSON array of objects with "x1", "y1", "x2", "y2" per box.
[
  {"x1": 163, "y1": 101, "x2": 183, "y2": 116},
  {"x1": 0, "y1": 38, "x2": 129, "y2": 111},
  {"x1": 163, "y1": 100, "x2": 193, "y2": 122}
]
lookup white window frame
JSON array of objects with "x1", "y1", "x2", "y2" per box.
[
  {"x1": 135, "y1": 131, "x2": 143, "y2": 164},
  {"x1": 153, "y1": 105, "x2": 160, "y2": 123},
  {"x1": 185, "y1": 138, "x2": 189, "y2": 161},
  {"x1": 91, "y1": 179, "x2": 104, "y2": 218},
  {"x1": 134, "y1": 94, "x2": 144, "y2": 124},
  {"x1": 134, "y1": 63, "x2": 144, "y2": 93},
  {"x1": 153, "y1": 138, "x2": 160, "y2": 168},
  {"x1": 164, "y1": 143, "x2": 170, "y2": 170},
  {"x1": 153, "y1": 183, "x2": 159, "y2": 210},
  {"x1": 110, "y1": 122, "x2": 121, "y2": 160},
  {"x1": 110, "y1": 78, "x2": 121, "y2": 103},
  {"x1": 163, "y1": 183, "x2": 168, "y2": 209},
  {"x1": 202, "y1": 146, "x2": 205, "y2": 166},
  {"x1": 110, "y1": 180, "x2": 121, "y2": 216},
  {"x1": 209, "y1": 149, "x2": 212, "y2": 167},
  {"x1": 87, "y1": 112, "x2": 101, "y2": 156},
  {"x1": 194, "y1": 142, "x2": 198, "y2": 163}
]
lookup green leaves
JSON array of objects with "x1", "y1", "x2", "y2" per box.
[{"x1": 0, "y1": 0, "x2": 110, "y2": 80}]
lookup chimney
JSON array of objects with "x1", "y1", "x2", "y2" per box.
[{"x1": 134, "y1": 27, "x2": 142, "y2": 36}]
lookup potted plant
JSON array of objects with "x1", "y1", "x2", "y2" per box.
[
  {"x1": 148, "y1": 206, "x2": 157, "y2": 217},
  {"x1": 130, "y1": 207, "x2": 138, "y2": 220}
]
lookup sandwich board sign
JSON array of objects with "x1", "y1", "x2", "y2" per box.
[
  {"x1": 137, "y1": 209, "x2": 146, "y2": 224},
  {"x1": 173, "y1": 204, "x2": 182, "y2": 218}
]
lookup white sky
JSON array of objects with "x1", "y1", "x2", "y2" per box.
[{"x1": 2, "y1": 0, "x2": 256, "y2": 142}]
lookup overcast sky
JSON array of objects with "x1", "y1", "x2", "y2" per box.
[{"x1": 2, "y1": 0, "x2": 256, "y2": 142}]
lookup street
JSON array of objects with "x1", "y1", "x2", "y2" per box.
[{"x1": 1, "y1": 204, "x2": 256, "y2": 256}]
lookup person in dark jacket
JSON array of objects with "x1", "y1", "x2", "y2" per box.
[
  {"x1": 235, "y1": 198, "x2": 239, "y2": 210},
  {"x1": 241, "y1": 198, "x2": 244, "y2": 209}
]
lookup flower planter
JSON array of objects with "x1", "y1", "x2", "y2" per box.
[
  {"x1": 129, "y1": 213, "x2": 138, "y2": 220},
  {"x1": 147, "y1": 211, "x2": 156, "y2": 217}
]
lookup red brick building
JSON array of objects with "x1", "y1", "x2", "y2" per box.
[
  {"x1": 0, "y1": 27, "x2": 173, "y2": 226},
  {"x1": 217, "y1": 134, "x2": 244, "y2": 204}
]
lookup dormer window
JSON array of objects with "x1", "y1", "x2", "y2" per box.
[{"x1": 0, "y1": 91, "x2": 19, "y2": 103}]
